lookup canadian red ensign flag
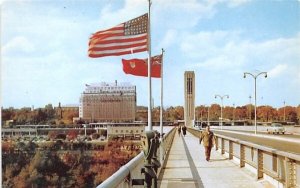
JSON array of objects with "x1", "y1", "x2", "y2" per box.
[
  {"x1": 122, "y1": 55, "x2": 162, "y2": 78},
  {"x1": 88, "y1": 14, "x2": 148, "y2": 58}
]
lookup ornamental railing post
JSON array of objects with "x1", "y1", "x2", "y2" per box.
[
  {"x1": 240, "y1": 144, "x2": 245, "y2": 168},
  {"x1": 257, "y1": 149, "x2": 263, "y2": 179},
  {"x1": 215, "y1": 136, "x2": 219, "y2": 151},
  {"x1": 221, "y1": 138, "x2": 225, "y2": 155},
  {"x1": 229, "y1": 141, "x2": 233, "y2": 159},
  {"x1": 285, "y1": 157, "x2": 296, "y2": 187}
]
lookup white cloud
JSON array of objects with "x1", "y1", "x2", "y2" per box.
[
  {"x1": 180, "y1": 31, "x2": 234, "y2": 58},
  {"x1": 226, "y1": 0, "x2": 251, "y2": 8},
  {"x1": 2, "y1": 36, "x2": 35, "y2": 54},
  {"x1": 180, "y1": 30, "x2": 300, "y2": 71},
  {"x1": 205, "y1": 0, "x2": 251, "y2": 8},
  {"x1": 154, "y1": 0, "x2": 216, "y2": 29},
  {"x1": 268, "y1": 64, "x2": 287, "y2": 77},
  {"x1": 97, "y1": 0, "x2": 147, "y2": 29},
  {"x1": 158, "y1": 29, "x2": 177, "y2": 49}
]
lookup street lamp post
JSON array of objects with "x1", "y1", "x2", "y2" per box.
[
  {"x1": 249, "y1": 95, "x2": 252, "y2": 122},
  {"x1": 83, "y1": 124, "x2": 87, "y2": 137},
  {"x1": 244, "y1": 71, "x2": 267, "y2": 134},
  {"x1": 215, "y1": 95, "x2": 229, "y2": 130}
]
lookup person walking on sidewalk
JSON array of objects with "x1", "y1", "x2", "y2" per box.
[
  {"x1": 177, "y1": 126, "x2": 181, "y2": 137},
  {"x1": 182, "y1": 126, "x2": 187, "y2": 137},
  {"x1": 199, "y1": 126, "x2": 215, "y2": 161}
]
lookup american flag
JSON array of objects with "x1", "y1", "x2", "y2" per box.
[{"x1": 88, "y1": 13, "x2": 148, "y2": 58}]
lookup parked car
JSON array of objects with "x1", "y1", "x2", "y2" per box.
[{"x1": 267, "y1": 123, "x2": 285, "y2": 134}]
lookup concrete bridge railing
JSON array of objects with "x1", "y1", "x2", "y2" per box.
[
  {"x1": 97, "y1": 127, "x2": 176, "y2": 188},
  {"x1": 188, "y1": 128, "x2": 300, "y2": 188}
]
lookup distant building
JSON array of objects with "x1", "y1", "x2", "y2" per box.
[
  {"x1": 79, "y1": 81, "x2": 136, "y2": 123},
  {"x1": 55, "y1": 103, "x2": 79, "y2": 120},
  {"x1": 184, "y1": 71, "x2": 195, "y2": 127},
  {"x1": 87, "y1": 122, "x2": 145, "y2": 139}
]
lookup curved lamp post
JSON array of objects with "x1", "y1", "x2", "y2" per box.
[
  {"x1": 215, "y1": 94, "x2": 229, "y2": 130},
  {"x1": 244, "y1": 71, "x2": 267, "y2": 134}
]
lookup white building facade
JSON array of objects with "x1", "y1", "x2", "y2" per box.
[{"x1": 79, "y1": 81, "x2": 136, "y2": 123}]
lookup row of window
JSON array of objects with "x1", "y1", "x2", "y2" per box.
[
  {"x1": 115, "y1": 129, "x2": 144, "y2": 133},
  {"x1": 80, "y1": 96, "x2": 135, "y2": 102},
  {"x1": 86, "y1": 87, "x2": 135, "y2": 91}
]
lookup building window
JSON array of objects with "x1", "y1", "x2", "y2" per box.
[{"x1": 187, "y1": 77, "x2": 192, "y2": 94}]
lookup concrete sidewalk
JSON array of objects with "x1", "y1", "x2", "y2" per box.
[{"x1": 158, "y1": 131, "x2": 274, "y2": 188}]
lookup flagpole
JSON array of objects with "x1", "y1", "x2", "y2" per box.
[
  {"x1": 147, "y1": 0, "x2": 152, "y2": 131},
  {"x1": 160, "y1": 49, "x2": 164, "y2": 137}
]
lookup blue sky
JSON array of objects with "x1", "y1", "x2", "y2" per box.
[{"x1": 1, "y1": 0, "x2": 300, "y2": 109}]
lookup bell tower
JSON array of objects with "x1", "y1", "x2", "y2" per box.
[{"x1": 184, "y1": 71, "x2": 195, "y2": 127}]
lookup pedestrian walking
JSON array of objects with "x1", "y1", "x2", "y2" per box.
[
  {"x1": 199, "y1": 126, "x2": 215, "y2": 161},
  {"x1": 182, "y1": 126, "x2": 187, "y2": 137},
  {"x1": 177, "y1": 126, "x2": 181, "y2": 137}
]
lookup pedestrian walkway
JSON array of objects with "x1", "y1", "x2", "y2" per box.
[{"x1": 158, "y1": 131, "x2": 274, "y2": 188}]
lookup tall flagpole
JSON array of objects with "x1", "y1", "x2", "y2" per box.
[
  {"x1": 147, "y1": 0, "x2": 152, "y2": 130},
  {"x1": 160, "y1": 48, "x2": 164, "y2": 137}
]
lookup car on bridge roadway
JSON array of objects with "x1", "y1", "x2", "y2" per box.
[{"x1": 267, "y1": 123, "x2": 285, "y2": 134}]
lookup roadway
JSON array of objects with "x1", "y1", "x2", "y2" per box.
[
  {"x1": 212, "y1": 129, "x2": 300, "y2": 155},
  {"x1": 218, "y1": 129, "x2": 300, "y2": 139}
]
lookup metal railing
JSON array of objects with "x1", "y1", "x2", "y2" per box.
[
  {"x1": 97, "y1": 127, "x2": 176, "y2": 188},
  {"x1": 188, "y1": 128, "x2": 300, "y2": 188}
]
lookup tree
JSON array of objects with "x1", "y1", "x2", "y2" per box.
[
  {"x1": 1, "y1": 107, "x2": 15, "y2": 125},
  {"x1": 223, "y1": 106, "x2": 234, "y2": 120},
  {"x1": 195, "y1": 105, "x2": 208, "y2": 121},
  {"x1": 284, "y1": 106, "x2": 298, "y2": 123},
  {"x1": 3, "y1": 164, "x2": 15, "y2": 183},
  {"x1": 48, "y1": 131, "x2": 58, "y2": 140},
  {"x1": 36, "y1": 108, "x2": 47, "y2": 124},
  {"x1": 297, "y1": 105, "x2": 300, "y2": 124},
  {"x1": 67, "y1": 130, "x2": 79, "y2": 140},
  {"x1": 30, "y1": 169, "x2": 47, "y2": 188},
  {"x1": 13, "y1": 167, "x2": 30, "y2": 188},
  {"x1": 234, "y1": 106, "x2": 248, "y2": 120},
  {"x1": 14, "y1": 108, "x2": 31, "y2": 124},
  {"x1": 209, "y1": 104, "x2": 221, "y2": 121},
  {"x1": 257, "y1": 106, "x2": 277, "y2": 122},
  {"x1": 44, "y1": 104, "x2": 55, "y2": 119},
  {"x1": 71, "y1": 164, "x2": 86, "y2": 187}
]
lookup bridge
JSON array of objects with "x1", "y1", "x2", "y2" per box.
[{"x1": 97, "y1": 126, "x2": 300, "y2": 188}]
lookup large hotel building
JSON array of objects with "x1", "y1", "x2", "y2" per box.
[{"x1": 79, "y1": 81, "x2": 136, "y2": 123}]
